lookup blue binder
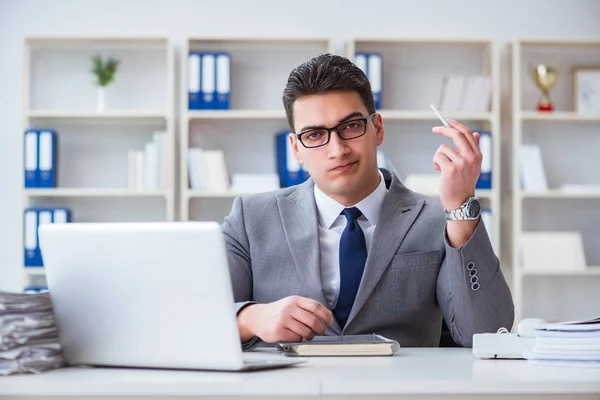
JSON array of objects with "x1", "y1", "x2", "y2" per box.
[
  {"x1": 188, "y1": 52, "x2": 202, "y2": 110},
  {"x1": 355, "y1": 52, "x2": 382, "y2": 109},
  {"x1": 24, "y1": 208, "x2": 42, "y2": 267},
  {"x1": 24, "y1": 207, "x2": 72, "y2": 268},
  {"x1": 476, "y1": 131, "x2": 492, "y2": 189},
  {"x1": 36, "y1": 208, "x2": 54, "y2": 266},
  {"x1": 38, "y1": 130, "x2": 57, "y2": 188},
  {"x1": 215, "y1": 52, "x2": 231, "y2": 110},
  {"x1": 276, "y1": 131, "x2": 310, "y2": 188},
  {"x1": 24, "y1": 129, "x2": 39, "y2": 188},
  {"x1": 201, "y1": 53, "x2": 217, "y2": 109}
]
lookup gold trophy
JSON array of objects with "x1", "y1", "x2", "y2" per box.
[{"x1": 532, "y1": 64, "x2": 557, "y2": 112}]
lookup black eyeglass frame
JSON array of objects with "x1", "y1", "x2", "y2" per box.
[{"x1": 295, "y1": 112, "x2": 377, "y2": 149}]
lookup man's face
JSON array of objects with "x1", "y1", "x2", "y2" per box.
[{"x1": 290, "y1": 90, "x2": 384, "y2": 206}]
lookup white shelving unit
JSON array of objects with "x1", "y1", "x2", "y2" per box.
[
  {"x1": 180, "y1": 37, "x2": 334, "y2": 222},
  {"x1": 345, "y1": 38, "x2": 502, "y2": 259},
  {"x1": 511, "y1": 39, "x2": 600, "y2": 323},
  {"x1": 20, "y1": 36, "x2": 175, "y2": 290}
]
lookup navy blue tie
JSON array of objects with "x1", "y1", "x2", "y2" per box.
[{"x1": 334, "y1": 207, "x2": 367, "y2": 329}]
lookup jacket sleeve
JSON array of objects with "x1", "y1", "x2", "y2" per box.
[
  {"x1": 221, "y1": 196, "x2": 261, "y2": 350},
  {"x1": 435, "y1": 217, "x2": 515, "y2": 347}
]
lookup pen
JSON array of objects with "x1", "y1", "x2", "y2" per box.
[{"x1": 430, "y1": 103, "x2": 450, "y2": 127}]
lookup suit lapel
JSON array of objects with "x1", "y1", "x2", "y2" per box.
[
  {"x1": 277, "y1": 181, "x2": 342, "y2": 333},
  {"x1": 345, "y1": 170, "x2": 425, "y2": 329}
]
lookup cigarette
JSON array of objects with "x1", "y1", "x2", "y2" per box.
[{"x1": 430, "y1": 103, "x2": 450, "y2": 127}]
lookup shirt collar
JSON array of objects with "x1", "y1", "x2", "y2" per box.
[{"x1": 314, "y1": 170, "x2": 387, "y2": 229}]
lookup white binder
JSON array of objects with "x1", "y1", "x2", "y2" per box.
[
  {"x1": 201, "y1": 53, "x2": 216, "y2": 109},
  {"x1": 367, "y1": 53, "x2": 382, "y2": 109},
  {"x1": 24, "y1": 130, "x2": 38, "y2": 187},
  {"x1": 216, "y1": 53, "x2": 231, "y2": 109}
]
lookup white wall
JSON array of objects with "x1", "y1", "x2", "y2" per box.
[{"x1": 1, "y1": 0, "x2": 600, "y2": 291}]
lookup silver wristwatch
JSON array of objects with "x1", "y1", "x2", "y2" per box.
[{"x1": 444, "y1": 196, "x2": 481, "y2": 221}]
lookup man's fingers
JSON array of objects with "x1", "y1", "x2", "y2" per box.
[
  {"x1": 297, "y1": 297, "x2": 334, "y2": 325},
  {"x1": 292, "y1": 309, "x2": 327, "y2": 335},
  {"x1": 285, "y1": 318, "x2": 315, "y2": 340},
  {"x1": 279, "y1": 328, "x2": 302, "y2": 343},
  {"x1": 437, "y1": 144, "x2": 463, "y2": 164},
  {"x1": 433, "y1": 151, "x2": 453, "y2": 172},
  {"x1": 432, "y1": 126, "x2": 473, "y2": 155},
  {"x1": 448, "y1": 120, "x2": 480, "y2": 154}
]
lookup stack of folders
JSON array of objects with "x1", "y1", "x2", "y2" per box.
[
  {"x1": 24, "y1": 208, "x2": 71, "y2": 268},
  {"x1": 127, "y1": 131, "x2": 169, "y2": 191},
  {"x1": 188, "y1": 52, "x2": 231, "y2": 110},
  {"x1": 525, "y1": 317, "x2": 600, "y2": 368},
  {"x1": 24, "y1": 129, "x2": 58, "y2": 188},
  {"x1": 277, "y1": 334, "x2": 400, "y2": 357},
  {"x1": 0, "y1": 291, "x2": 67, "y2": 376}
]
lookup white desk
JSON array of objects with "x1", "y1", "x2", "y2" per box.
[{"x1": 2, "y1": 348, "x2": 600, "y2": 399}]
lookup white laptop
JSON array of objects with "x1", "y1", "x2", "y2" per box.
[{"x1": 38, "y1": 221, "x2": 304, "y2": 371}]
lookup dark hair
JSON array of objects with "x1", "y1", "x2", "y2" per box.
[{"x1": 282, "y1": 53, "x2": 375, "y2": 132}]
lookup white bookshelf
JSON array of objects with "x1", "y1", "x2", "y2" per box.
[
  {"x1": 346, "y1": 38, "x2": 502, "y2": 260},
  {"x1": 511, "y1": 39, "x2": 600, "y2": 323},
  {"x1": 180, "y1": 37, "x2": 334, "y2": 222},
  {"x1": 20, "y1": 36, "x2": 176, "y2": 289}
]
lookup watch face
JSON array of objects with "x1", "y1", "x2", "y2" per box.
[{"x1": 467, "y1": 198, "x2": 481, "y2": 218}]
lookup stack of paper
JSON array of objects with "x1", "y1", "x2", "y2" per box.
[
  {"x1": 0, "y1": 291, "x2": 67, "y2": 375},
  {"x1": 525, "y1": 317, "x2": 600, "y2": 368},
  {"x1": 188, "y1": 147, "x2": 230, "y2": 192},
  {"x1": 127, "y1": 131, "x2": 170, "y2": 191}
]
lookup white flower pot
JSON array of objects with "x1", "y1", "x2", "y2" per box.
[{"x1": 96, "y1": 87, "x2": 106, "y2": 112}]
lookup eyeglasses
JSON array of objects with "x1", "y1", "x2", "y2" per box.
[{"x1": 295, "y1": 113, "x2": 376, "y2": 149}]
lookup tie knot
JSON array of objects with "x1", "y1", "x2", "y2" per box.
[{"x1": 342, "y1": 207, "x2": 362, "y2": 222}]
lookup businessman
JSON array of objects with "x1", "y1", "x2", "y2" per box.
[{"x1": 222, "y1": 53, "x2": 514, "y2": 348}]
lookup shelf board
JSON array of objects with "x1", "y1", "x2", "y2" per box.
[
  {"x1": 25, "y1": 36, "x2": 169, "y2": 47},
  {"x1": 520, "y1": 267, "x2": 600, "y2": 277},
  {"x1": 24, "y1": 189, "x2": 170, "y2": 198},
  {"x1": 517, "y1": 38, "x2": 600, "y2": 47},
  {"x1": 379, "y1": 110, "x2": 493, "y2": 122},
  {"x1": 24, "y1": 267, "x2": 45, "y2": 276},
  {"x1": 188, "y1": 36, "x2": 331, "y2": 44},
  {"x1": 26, "y1": 110, "x2": 169, "y2": 120},
  {"x1": 520, "y1": 111, "x2": 600, "y2": 122},
  {"x1": 187, "y1": 110, "x2": 285, "y2": 120},
  {"x1": 352, "y1": 37, "x2": 492, "y2": 46},
  {"x1": 188, "y1": 190, "x2": 272, "y2": 199},
  {"x1": 187, "y1": 189, "x2": 495, "y2": 200},
  {"x1": 186, "y1": 109, "x2": 493, "y2": 122},
  {"x1": 521, "y1": 189, "x2": 600, "y2": 199}
]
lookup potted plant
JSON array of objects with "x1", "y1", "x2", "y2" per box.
[{"x1": 91, "y1": 54, "x2": 119, "y2": 112}]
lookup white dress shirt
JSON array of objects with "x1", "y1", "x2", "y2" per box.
[{"x1": 314, "y1": 170, "x2": 388, "y2": 309}]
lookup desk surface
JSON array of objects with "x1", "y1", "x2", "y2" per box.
[{"x1": 2, "y1": 348, "x2": 600, "y2": 398}]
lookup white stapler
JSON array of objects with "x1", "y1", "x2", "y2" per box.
[{"x1": 472, "y1": 318, "x2": 547, "y2": 359}]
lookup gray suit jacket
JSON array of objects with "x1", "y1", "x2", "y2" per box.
[{"x1": 222, "y1": 168, "x2": 514, "y2": 348}]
